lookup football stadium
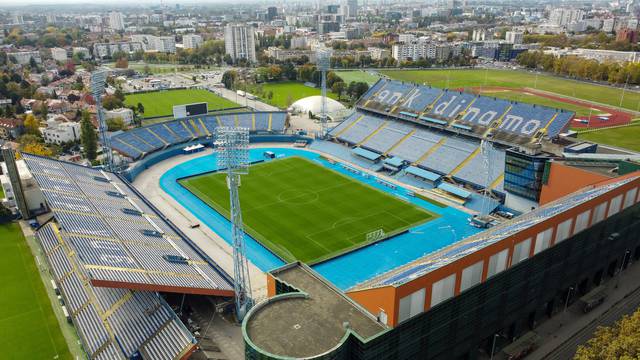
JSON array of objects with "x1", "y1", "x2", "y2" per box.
[{"x1": 5, "y1": 78, "x2": 640, "y2": 360}]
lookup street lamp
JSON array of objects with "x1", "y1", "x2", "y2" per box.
[
  {"x1": 490, "y1": 333, "x2": 506, "y2": 360},
  {"x1": 563, "y1": 286, "x2": 574, "y2": 313}
]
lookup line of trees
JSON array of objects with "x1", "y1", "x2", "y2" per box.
[{"x1": 516, "y1": 50, "x2": 640, "y2": 85}]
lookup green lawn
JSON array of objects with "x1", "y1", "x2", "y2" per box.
[
  {"x1": 380, "y1": 69, "x2": 640, "y2": 112},
  {"x1": 480, "y1": 89, "x2": 597, "y2": 117},
  {"x1": 334, "y1": 70, "x2": 382, "y2": 86},
  {"x1": 179, "y1": 157, "x2": 434, "y2": 264},
  {"x1": 247, "y1": 81, "x2": 338, "y2": 109},
  {"x1": 0, "y1": 223, "x2": 71, "y2": 359},
  {"x1": 125, "y1": 88, "x2": 238, "y2": 118},
  {"x1": 578, "y1": 124, "x2": 640, "y2": 152}
]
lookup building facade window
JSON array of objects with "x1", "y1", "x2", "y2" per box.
[
  {"x1": 487, "y1": 248, "x2": 509, "y2": 278},
  {"x1": 555, "y1": 218, "x2": 573, "y2": 244},
  {"x1": 534, "y1": 228, "x2": 553, "y2": 254},
  {"x1": 398, "y1": 288, "x2": 426, "y2": 323},
  {"x1": 503, "y1": 149, "x2": 550, "y2": 202},
  {"x1": 431, "y1": 274, "x2": 456, "y2": 307},
  {"x1": 460, "y1": 261, "x2": 484, "y2": 292},
  {"x1": 608, "y1": 194, "x2": 623, "y2": 217},
  {"x1": 513, "y1": 238, "x2": 532, "y2": 264}
]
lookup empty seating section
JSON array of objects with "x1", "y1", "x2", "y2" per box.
[
  {"x1": 498, "y1": 103, "x2": 557, "y2": 136},
  {"x1": 148, "y1": 124, "x2": 179, "y2": 144},
  {"x1": 368, "y1": 82, "x2": 415, "y2": 107},
  {"x1": 388, "y1": 129, "x2": 443, "y2": 163},
  {"x1": 36, "y1": 222, "x2": 196, "y2": 359},
  {"x1": 135, "y1": 129, "x2": 166, "y2": 149},
  {"x1": 547, "y1": 111, "x2": 572, "y2": 137},
  {"x1": 362, "y1": 121, "x2": 414, "y2": 153},
  {"x1": 459, "y1": 97, "x2": 510, "y2": 127},
  {"x1": 358, "y1": 79, "x2": 387, "y2": 103},
  {"x1": 357, "y1": 80, "x2": 574, "y2": 144},
  {"x1": 399, "y1": 86, "x2": 443, "y2": 113},
  {"x1": 271, "y1": 113, "x2": 287, "y2": 131},
  {"x1": 337, "y1": 114, "x2": 385, "y2": 144},
  {"x1": 237, "y1": 113, "x2": 253, "y2": 128},
  {"x1": 454, "y1": 146, "x2": 505, "y2": 188},
  {"x1": 419, "y1": 137, "x2": 479, "y2": 175},
  {"x1": 429, "y1": 92, "x2": 476, "y2": 119},
  {"x1": 329, "y1": 111, "x2": 360, "y2": 136},
  {"x1": 109, "y1": 112, "x2": 286, "y2": 159},
  {"x1": 255, "y1": 113, "x2": 270, "y2": 131}
]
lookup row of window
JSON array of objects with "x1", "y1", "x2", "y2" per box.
[{"x1": 397, "y1": 185, "x2": 640, "y2": 324}]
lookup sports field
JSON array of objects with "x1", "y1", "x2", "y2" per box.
[
  {"x1": 179, "y1": 157, "x2": 434, "y2": 264},
  {"x1": 334, "y1": 70, "x2": 382, "y2": 85},
  {"x1": 578, "y1": 124, "x2": 640, "y2": 152},
  {"x1": 380, "y1": 69, "x2": 640, "y2": 113},
  {"x1": 124, "y1": 88, "x2": 238, "y2": 118},
  {"x1": 0, "y1": 223, "x2": 71, "y2": 359},
  {"x1": 248, "y1": 81, "x2": 338, "y2": 108}
]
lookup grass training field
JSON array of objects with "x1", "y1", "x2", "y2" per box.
[
  {"x1": 248, "y1": 81, "x2": 338, "y2": 108},
  {"x1": 0, "y1": 223, "x2": 71, "y2": 359},
  {"x1": 578, "y1": 124, "x2": 640, "y2": 152},
  {"x1": 124, "y1": 88, "x2": 238, "y2": 118},
  {"x1": 334, "y1": 70, "x2": 382, "y2": 85},
  {"x1": 380, "y1": 69, "x2": 640, "y2": 113},
  {"x1": 179, "y1": 157, "x2": 434, "y2": 264}
]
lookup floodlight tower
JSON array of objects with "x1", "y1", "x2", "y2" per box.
[
  {"x1": 215, "y1": 127, "x2": 253, "y2": 320},
  {"x1": 480, "y1": 139, "x2": 492, "y2": 216},
  {"x1": 316, "y1": 45, "x2": 332, "y2": 138},
  {"x1": 90, "y1": 69, "x2": 113, "y2": 171}
]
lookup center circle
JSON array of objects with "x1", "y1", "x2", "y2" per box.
[{"x1": 278, "y1": 189, "x2": 319, "y2": 204}]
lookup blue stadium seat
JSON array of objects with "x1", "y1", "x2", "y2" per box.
[
  {"x1": 165, "y1": 121, "x2": 193, "y2": 141},
  {"x1": 498, "y1": 103, "x2": 557, "y2": 137},
  {"x1": 148, "y1": 124, "x2": 179, "y2": 144},
  {"x1": 459, "y1": 97, "x2": 511, "y2": 127},
  {"x1": 398, "y1": 86, "x2": 443, "y2": 113},
  {"x1": 429, "y1": 92, "x2": 476, "y2": 119},
  {"x1": 546, "y1": 111, "x2": 573, "y2": 137},
  {"x1": 270, "y1": 113, "x2": 286, "y2": 132},
  {"x1": 254, "y1": 113, "x2": 270, "y2": 131}
]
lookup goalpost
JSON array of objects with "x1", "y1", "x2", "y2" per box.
[{"x1": 366, "y1": 229, "x2": 387, "y2": 242}]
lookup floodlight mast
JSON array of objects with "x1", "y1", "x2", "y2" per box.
[
  {"x1": 316, "y1": 46, "x2": 332, "y2": 138},
  {"x1": 214, "y1": 127, "x2": 253, "y2": 320},
  {"x1": 90, "y1": 69, "x2": 113, "y2": 171}
]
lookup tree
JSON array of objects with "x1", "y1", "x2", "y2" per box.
[
  {"x1": 221, "y1": 70, "x2": 237, "y2": 89},
  {"x1": 23, "y1": 113, "x2": 41, "y2": 136},
  {"x1": 114, "y1": 57, "x2": 128, "y2": 69},
  {"x1": 331, "y1": 81, "x2": 346, "y2": 99},
  {"x1": 18, "y1": 134, "x2": 52, "y2": 156},
  {"x1": 106, "y1": 117, "x2": 125, "y2": 131},
  {"x1": 574, "y1": 307, "x2": 640, "y2": 359},
  {"x1": 137, "y1": 102, "x2": 145, "y2": 115},
  {"x1": 101, "y1": 95, "x2": 123, "y2": 110},
  {"x1": 80, "y1": 110, "x2": 97, "y2": 161}
]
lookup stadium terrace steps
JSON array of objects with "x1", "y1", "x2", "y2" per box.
[
  {"x1": 109, "y1": 112, "x2": 286, "y2": 159},
  {"x1": 448, "y1": 146, "x2": 482, "y2": 177},
  {"x1": 413, "y1": 137, "x2": 447, "y2": 166},
  {"x1": 358, "y1": 79, "x2": 574, "y2": 144},
  {"x1": 384, "y1": 129, "x2": 416, "y2": 156},
  {"x1": 357, "y1": 120, "x2": 389, "y2": 146}
]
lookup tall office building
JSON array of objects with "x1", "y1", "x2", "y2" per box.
[
  {"x1": 109, "y1": 12, "x2": 125, "y2": 31},
  {"x1": 224, "y1": 24, "x2": 256, "y2": 63},
  {"x1": 267, "y1": 6, "x2": 278, "y2": 21},
  {"x1": 345, "y1": 0, "x2": 358, "y2": 18},
  {"x1": 505, "y1": 31, "x2": 524, "y2": 44}
]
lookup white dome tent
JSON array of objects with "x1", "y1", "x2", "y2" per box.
[{"x1": 289, "y1": 96, "x2": 346, "y2": 120}]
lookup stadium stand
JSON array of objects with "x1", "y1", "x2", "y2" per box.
[
  {"x1": 22, "y1": 153, "x2": 235, "y2": 296},
  {"x1": 363, "y1": 174, "x2": 640, "y2": 288},
  {"x1": 335, "y1": 113, "x2": 385, "y2": 145},
  {"x1": 361, "y1": 120, "x2": 414, "y2": 154},
  {"x1": 453, "y1": 145, "x2": 505, "y2": 190},
  {"x1": 37, "y1": 223, "x2": 197, "y2": 359},
  {"x1": 418, "y1": 136, "x2": 479, "y2": 175},
  {"x1": 110, "y1": 111, "x2": 287, "y2": 160},
  {"x1": 357, "y1": 79, "x2": 573, "y2": 145}
]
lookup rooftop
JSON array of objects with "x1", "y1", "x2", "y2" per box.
[{"x1": 244, "y1": 263, "x2": 385, "y2": 358}]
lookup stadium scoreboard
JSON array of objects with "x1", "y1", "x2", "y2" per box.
[{"x1": 173, "y1": 102, "x2": 208, "y2": 118}]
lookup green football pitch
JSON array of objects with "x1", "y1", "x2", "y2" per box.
[
  {"x1": 0, "y1": 223, "x2": 71, "y2": 359},
  {"x1": 380, "y1": 69, "x2": 640, "y2": 113},
  {"x1": 247, "y1": 81, "x2": 338, "y2": 108},
  {"x1": 179, "y1": 157, "x2": 434, "y2": 264},
  {"x1": 124, "y1": 88, "x2": 238, "y2": 118}
]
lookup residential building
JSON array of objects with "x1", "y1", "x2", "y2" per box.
[
  {"x1": 616, "y1": 28, "x2": 638, "y2": 43},
  {"x1": 130, "y1": 35, "x2": 176, "y2": 53},
  {"x1": 0, "y1": 118, "x2": 23, "y2": 140},
  {"x1": 267, "y1": 47, "x2": 315, "y2": 62},
  {"x1": 182, "y1": 34, "x2": 203, "y2": 49},
  {"x1": 472, "y1": 28, "x2": 493, "y2": 41},
  {"x1": 9, "y1": 51, "x2": 41, "y2": 65},
  {"x1": 41, "y1": 117, "x2": 81, "y2": 144},
  {"x1": 224, "y1": 24, "x2": 257, "y2": 63},
  {"x1": 392, "y1": 39, "x2": 454, "y2": 62},
  {"x1": 544, "y1": 48, "x2": 640, "y2": 63},
  {"x1": 109, "y1": 11, "x2": 125, "y2": 31},
  {"x1": 505, "y1": 31, "x2": 524, "y2": 44},
  {"x1": 104, "y1": 108, "x2": 134, "y2": 126},
  {"x1": 50, "y1": 47, "x2": 68, "y2": 62},
  {"x1": 603, "y1": 18, "x2": 616, "y2": 32},
  {"x1": 93, "y1": 42, "x2": 143, "y2": 59},
  {"x1": 549, "y1": 8, "x2": 585, "y2": 26},
  {"x1": 72, "y1": 47, "x2": 91, "y2": 60},
  {"x1": 368, "y1": 47, "x2": 391, "y2": 60},
  {"x1": 290, "y1": 36, "x2": 308, "y2": 49}
]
